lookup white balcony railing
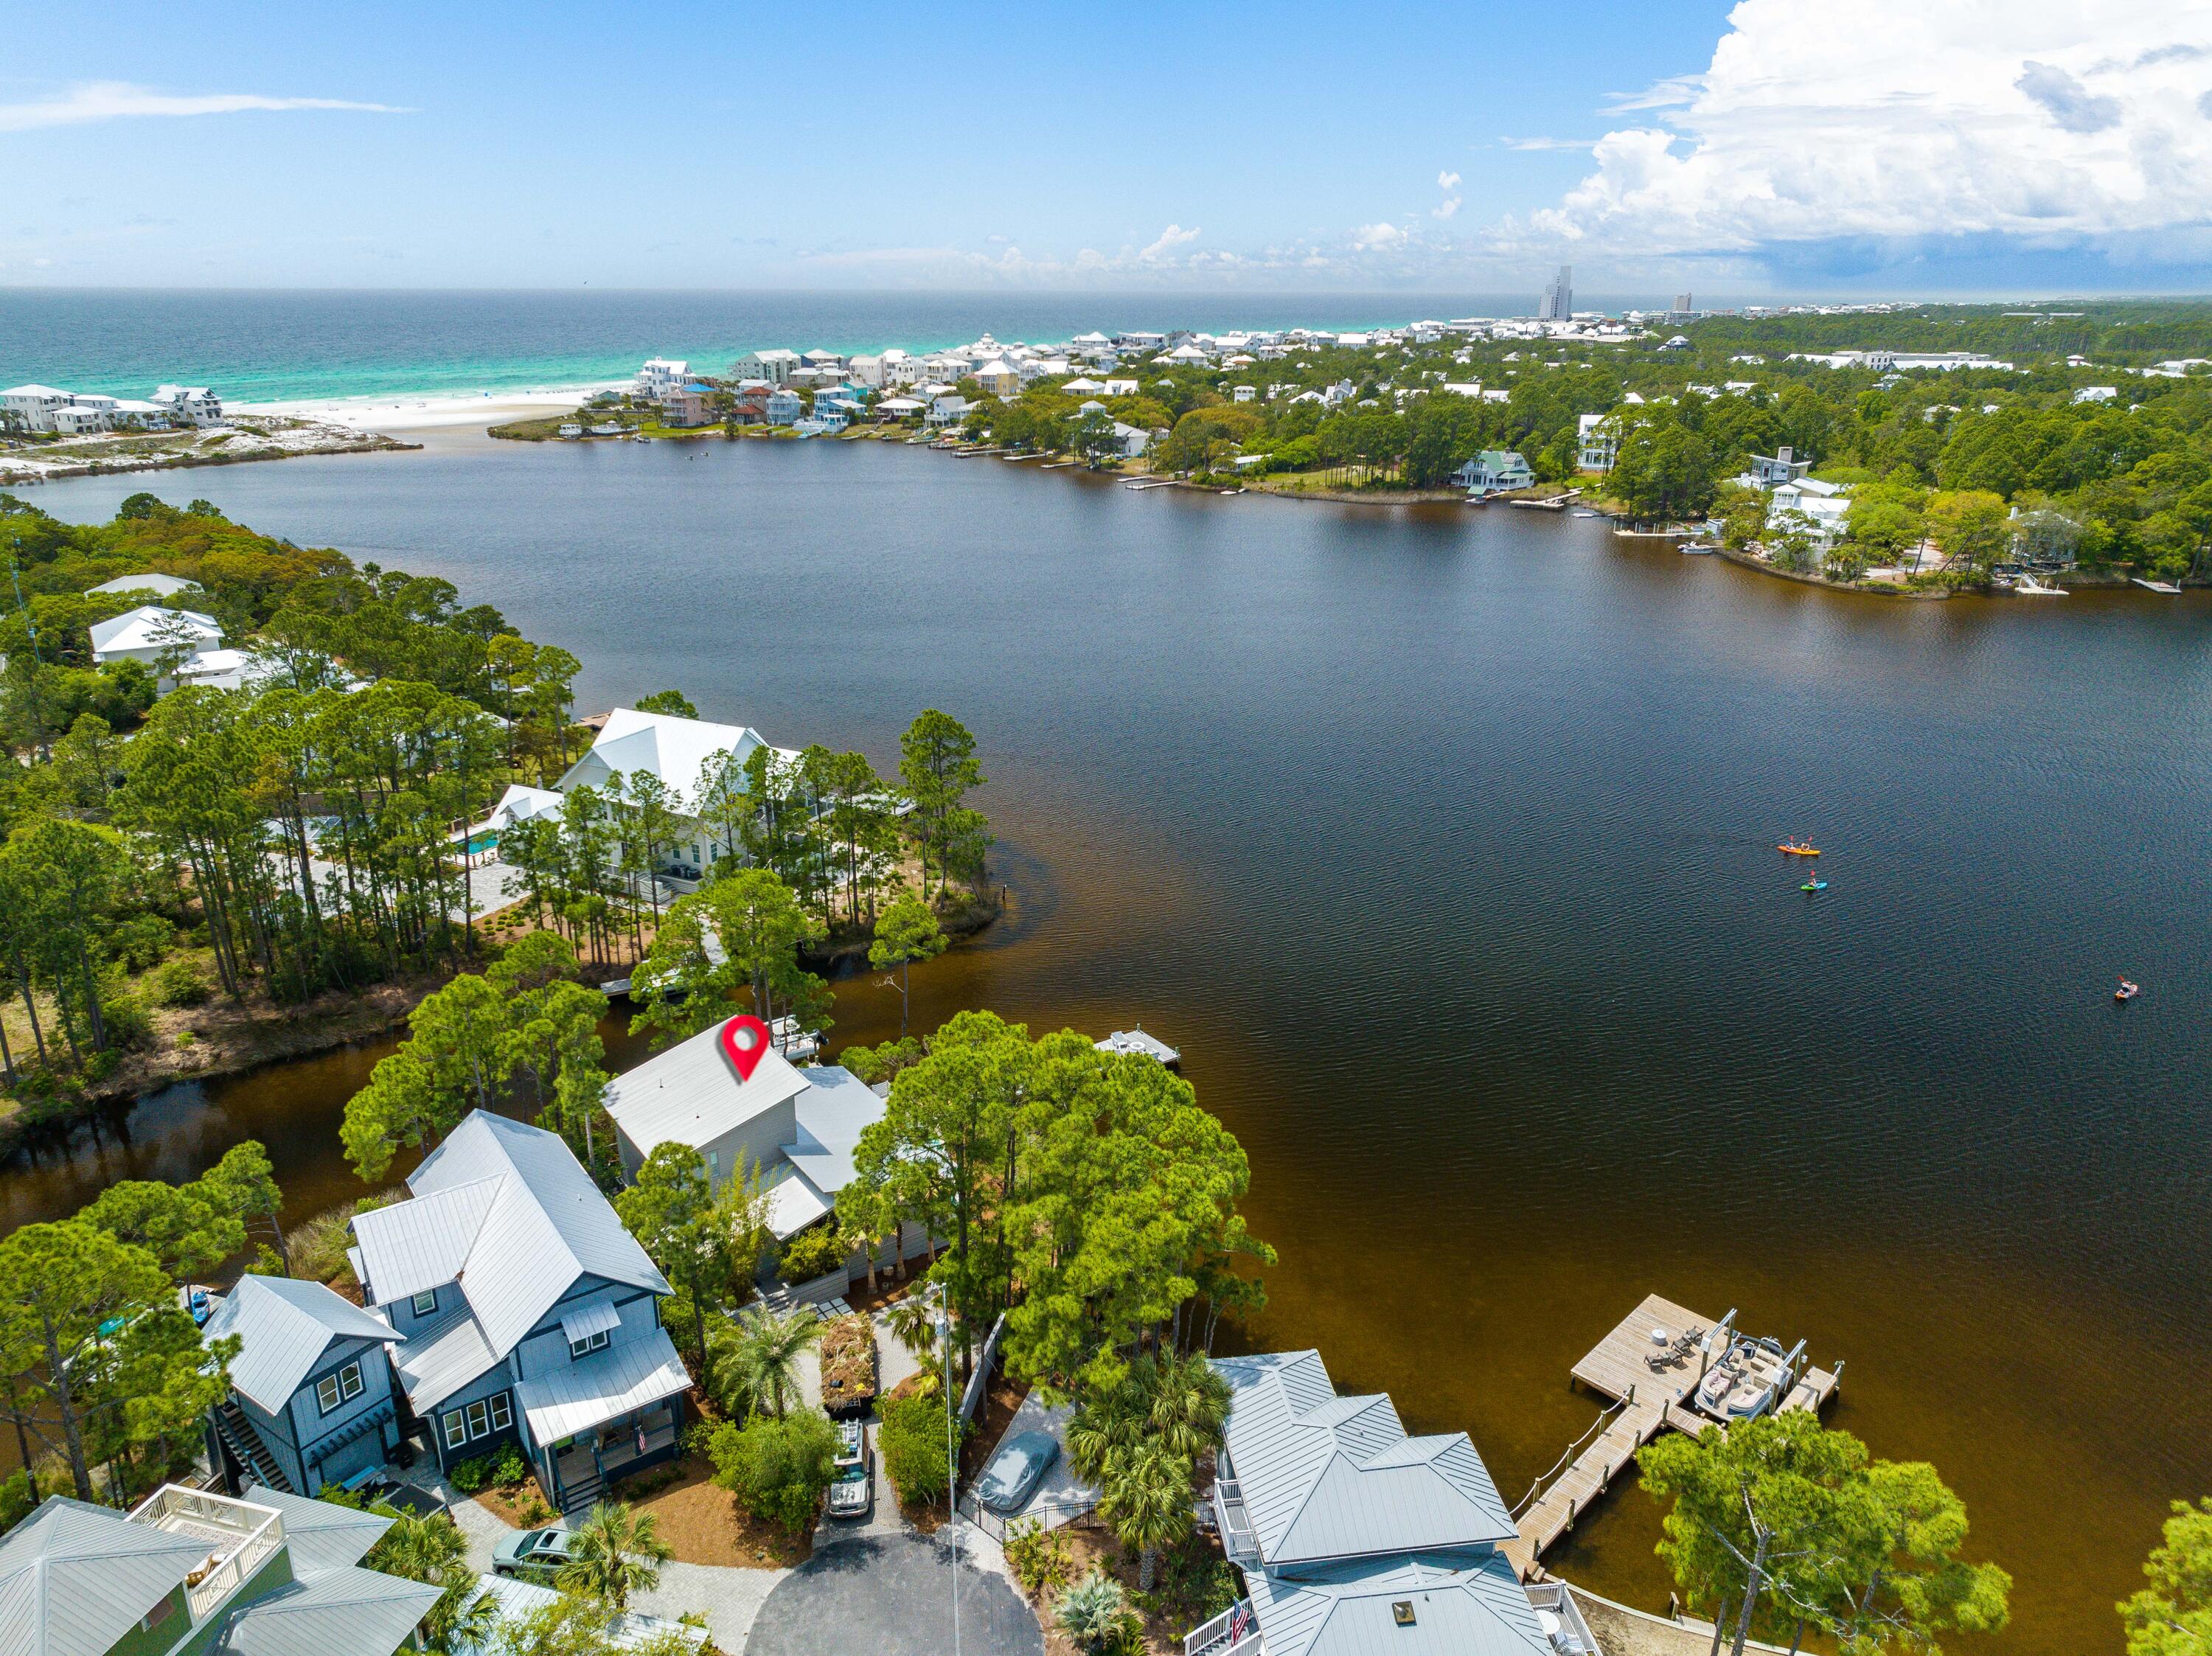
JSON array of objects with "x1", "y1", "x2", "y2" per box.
[
  {"x1": 128, "y1": 1485, "x2": 285, "y2": 1622},
  {"x1": 1213, "y1": 1475, "x2": 1260, "y2": 1565},
  {"x1": 1183, "y1": 1600, "x2": 1262, "y2": 1656}
]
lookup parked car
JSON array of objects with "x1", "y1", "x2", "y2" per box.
[
  {"x1": 493, "y1": 1526, "x2": 577, "y2": 1581},
  {"x1": 828, "y1": 1424, "x2": 873, "y2": 1520},
  {"x1": 975, "y1": 1430, "x2": 1059, "y2": 1514},
  {"x1": 834, "y1": 1419, "x2": 866, "y2": 1469}
]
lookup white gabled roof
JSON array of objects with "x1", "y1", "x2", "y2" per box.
[
  {"x1": 87, "y1": 605, "x2": 221, "y2": 658},
  {"x1": 354, "y1": 1112, "x2": 669, "y2": 1365},
  {"x1": 201, "y1": 1275, "x2": 397, "y2": 1416},
  {"x1": 554, "y1": 707, "x2": 785, "y2": 812},
  {"x1": 602, "y1": 1015, "x2": 813, "y2": 1155},
  {"x1": 1214, "y1": 1349, "x2": 1517, "y2": 1567},
  {"x1": 83, "y1": 572, "x2": 201, "y2": 599}
]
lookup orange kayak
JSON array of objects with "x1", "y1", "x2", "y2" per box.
[{"x1": 1778, "y1": 842, "x2": 1820, "y2": 856}]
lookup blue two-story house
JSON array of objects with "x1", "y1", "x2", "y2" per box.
[
  {"x1": 201, "y1": 1273, "x2": 411, "y2": 1497},
  {"x1": 348, "y1": 1110, "x2": 686, "y2": 1513}
]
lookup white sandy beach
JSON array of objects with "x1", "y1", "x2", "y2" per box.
[{"x1": 226, "y1": 383, "x2": 624, "y2": 433}]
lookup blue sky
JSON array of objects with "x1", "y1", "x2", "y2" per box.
[{"x1": 5, "y1": 1, "x2": 2208, "y2": 295}]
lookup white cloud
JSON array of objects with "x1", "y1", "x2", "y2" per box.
[
  {"x1": 1512, "y1": 0, "x2": 2212, "y2": 256},
  {"x1": 1432, "y1": 196, "x2": 1463, "y2": 220},
  {"x1": 1499, "y1": 136, "x2": 1602, "y2": 152},
  {"x1": 1138, "y1": 223, "x2": 1200, "y2": 261},
  {"x1": 1437, "y1": 170, "x2": 1462, "y2": 190},
  {"x1": 1352, "y1": 221, "x2": 1407, "y2": 250},
  {"x1": 0, "y1": 80, "x2": 406, "y2": 133}
]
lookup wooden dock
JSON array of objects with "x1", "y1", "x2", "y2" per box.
[{"x1": 1502, "y1": 1295, "x2": 1840, "y2": 1582}]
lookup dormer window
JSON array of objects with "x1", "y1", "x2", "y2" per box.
[
  {"x1": 412, "y1": 1289, "x2": 438, "y2": 1317},
  {"x1": 569, "y1": 1329, "x2": 611, "y2": 1360}
]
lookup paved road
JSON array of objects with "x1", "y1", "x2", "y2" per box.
[{"x1": 746, "y1": 1531, "x2": 1042, "y2": 1656}]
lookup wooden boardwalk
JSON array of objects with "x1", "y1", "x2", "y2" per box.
[{"x1": 1503, "y1": 1295, "x2": 1840, "y2": 1581}]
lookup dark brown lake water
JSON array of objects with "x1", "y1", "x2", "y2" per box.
[{"x1": 16, "y1": 436, "x2": 2212, "y2": 1654}]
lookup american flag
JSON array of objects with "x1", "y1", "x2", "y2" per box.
[{"x1": 1230, "y1": 1602, "x2": 1253, "y2": 1642}]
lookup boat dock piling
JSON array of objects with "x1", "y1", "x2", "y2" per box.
[{"x1": 1501, "y1": 1294, "x2": 1840, "y2": 1582}]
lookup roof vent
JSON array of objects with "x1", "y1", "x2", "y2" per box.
[{"x1": 1393, "y1": 1601, "x2": 1416, "y2": 1627}]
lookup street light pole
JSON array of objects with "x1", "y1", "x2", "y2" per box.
[{"x1": 936, "y1": 1286, "x2": 961, "y2": 1656}]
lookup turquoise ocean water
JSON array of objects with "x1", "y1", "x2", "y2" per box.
[{"x1": 0, "y1": 288, "x2": 1657, "y2": 404}]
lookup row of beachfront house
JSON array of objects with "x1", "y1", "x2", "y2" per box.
[{"x1": 3, "y1": 382, "x2": 223, "y2": 435}]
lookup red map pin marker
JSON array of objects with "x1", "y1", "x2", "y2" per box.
[{"x1": 720, "y1": 1014, "x2": 772, "y2": 1082}]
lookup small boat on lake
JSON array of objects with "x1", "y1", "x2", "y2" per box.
[
  {"x1": 1801, "y1": 877, "x2": 1829, "y2": 893},
  {"x1": 2116, "y1": 978, "x2": 2140, "y2": 1002},
  {"x1": 2014, "y1": 573, "x2": 2067, "y2": 595},
  {"x1": 1778, "y1": 841, "x2": 1820, "y2": 856}
]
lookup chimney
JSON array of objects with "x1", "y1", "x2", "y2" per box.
[{"x1": 1777, "y1": 446, "x2": 1792, "y2": 464}]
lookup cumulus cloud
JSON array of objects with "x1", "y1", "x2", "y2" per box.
[
  {"x1": 2015, "y1": 60, "x2": 2121, "y2": 131},
  {"x1": 1352, "y1": 221, "x2": 1407, "y2": 250},
  {"x1": 1138, "y1": 223, "x2": 1200, "y2": 261},
  {"x1": 0, "y1": 80, "x2": 406, "y2": 133},
  {"x1": 1438, "y1": 170, "x2": 1462, "y2": 190},
  {"x1": 1433, "y1": 196, "x2": 1462, "y2": 219},
  {"x1": 1510, "y1": 0, "x2": 2212, "y2": 257}
]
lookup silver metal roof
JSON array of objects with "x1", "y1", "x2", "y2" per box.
[
  {"x1": 0, "y1": 1497, "x2": 207, "y2": 1656},
  {"x1": 355, "y1": 1111, "x2": 669, "y2": 1363},
  {"x1": 212, "y1": 1485, "x2": 440, "y2": 1656},
  {"x1": 601, "y1": 1016, "x2": 810, "y2": 1153},
  {"x1": 1246, "y1": 1549, "x2": 1551, "y2": 1656},
  {"x1": 779, "y1": 1065, "x2": 885, "y2": 1197},
  {"x1": 390, "y1": 1301, "x2": 501, "y2": 1414},
  {"x1": 515, "y1": 1326, "x2": 691, "y2": 1444},
  {"x1": 236, "y1": 1486, "x2": 386, "y2": 1575},
  {"x1": 1214, "y1": 1351, "x2": 1517, "y2": 1567},
  {"x1": 201, "y1": 1276, "x2": 398, "y2": 1416}
]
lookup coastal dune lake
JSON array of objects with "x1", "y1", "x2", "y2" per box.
[{"x1": 19, "y1": 434, "x2": 2212, "y2": 1655}]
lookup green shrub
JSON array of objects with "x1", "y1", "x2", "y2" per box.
[
  {"x1": 878, "y1": 1391, "x2": 956, "y2": 1511},
  {"x1": 490, "y1": 1444, "x2": 529, "y2": 1489},
  {"x1": 448, "y1": 1455, "x2": 492, "y2": 1495},
  {"x1": 709, "y1": 1409, "x2": 838, "y2": 1536},
  {"x1": 109, "y1": 914, "x2": 175, "y2": 972},
  {"x1": 97, "y1": 990, "x2": 153, "y2": 1050},
  {"x1": 778, "y1": 1225, "x2": 846, "y2": 1283},
  {"x1": 153, "y1": 959, "x2": 210, "y2": 1008},
  {"x1": 289, "y1": 1204, "x2": 362, "y2": 1284},
  {"x1": 1004, "y1": 1517, "x2": 1074, "y2": 1594}
]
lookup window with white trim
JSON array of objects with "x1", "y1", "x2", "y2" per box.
[
  {"x1": 467, "y1": 1399, "x2": 490, "y2": 1440},
  {"x1": 442, "y1": 1408, "x2": 468, "y2": 1450},
  {"x1": 568, "y1": 1329, "x2": 611, "y2": 1360},
  {"x1": 489, "y1": 1393, "x2": 512, "y2": 1432},
  {"x1": 442, "y1": 1390, "x2": 513, "y2": 1452},
  {"x1": 412, "y1": 1289, "x2": 437, "y2": 1317},
  {"x1": 315, "y1": 1360, "x2": 364, "y2": 1414}
]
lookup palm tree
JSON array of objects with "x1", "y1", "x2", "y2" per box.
[
  {"x1": 360, "y1": 1509, "x2": 489, "y2": 1655},
  {"x1": 1065, "y1": 1380, "x2": 1144, "y2": 1488},
  {"x1": 555, "y1": 1499, "x2": 672, "y2": 1610},
  {"x1": 1055, "y1": 1569, "x2": 1133, "y2": 1655},
  {"x1": 883, "y1": 1293, "x2": 938, "y2": 1366},
  {"x1": 1141, "y1": 1351, "x2": 1230, "y2": 1464},
  {"x1": 714, "y1": 1305, "x2": 820, "y2": 1420},
  {"x1": 1097, "y1": 1440, "x2": 1194, "y2": 1592}
]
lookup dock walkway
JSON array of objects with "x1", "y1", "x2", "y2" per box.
[{"x1": 1503, "y1": 1294, "x2": 1840, "y2": 1582}]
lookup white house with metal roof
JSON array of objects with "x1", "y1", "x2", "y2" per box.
[
  {"x1": 0, "y1": 1481, "x2": 439, "y2": 1656},
  {"x1": 347, "y1": 1111, "x2": 687, "y2": 1513},
  {"x1": 87, "y1": 605, "x2": 225, "y2": 686},
  {"x1": 83, "y1": 572, "x2": 203, "y2": 601},
  {"x1": 200, "y1": 1275, "x2": 406, "y2": 1499},
  {"x1": 549, "y1": 706, "x2": 797, "y2": 881},
  {"x1": 1189, "y1": 1349, "x2": 1557, "y2": 1656},
  {"x1": 602, "y1": 1015, "x2": 910, "y2": 1246}
]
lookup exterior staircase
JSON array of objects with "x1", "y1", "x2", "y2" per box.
[
  {"x1": 212, "y1": 1402, "x2": 293, "y2": 1494},
  {"x1": 559, "y1": 1469, "x2": 602, "y2": 1516}
]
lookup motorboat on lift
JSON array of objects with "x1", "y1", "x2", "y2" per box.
[{"x1": 1694, "y1": 1332, "x2": 1803, "y2": 1423}]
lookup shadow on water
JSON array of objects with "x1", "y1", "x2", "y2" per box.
[{"x1": 15, "y1": 438, "x2": 2212, "y2": 1655}]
